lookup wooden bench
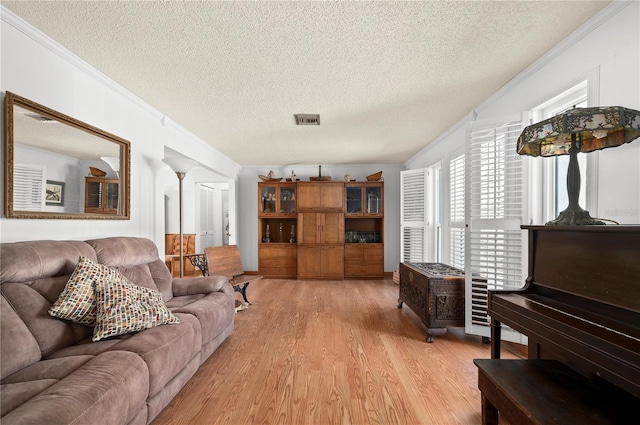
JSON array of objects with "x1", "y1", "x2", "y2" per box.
[
  {"x1": 474, "y1": 359, "x2": 638, "y2": 425},
  {"x1": 204, "y1": 245, "x2": 262, "y2": 305}
]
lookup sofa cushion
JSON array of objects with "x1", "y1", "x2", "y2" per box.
[
  {"x1": 86, "y1": 237, "x2": 173, "y2": 301},
  {"x1": 48, "y1": 256, "x2": 118, "y2": 326},
  {"x1": 116, "y1": 263, "x2": 158, "y2": 292},
  {"x1": 1, "y1": 355, "x2": 94, "y2": 416},
  {"x1": 49, "y1": 313, "x2": 201, "y2": 398},
  {"x1": 0, "y1": 240, "x2": 96, "y2": 285},
  {"x1": 167, "y1": 291, "x2": 235, "y2": 347},
  {"x1": 0, "y1": 241, "x2": 96, "y2": 359},
  {"x1": 0, "y1": 296, "x2": 41, "y2": 380},
  {"x1": 1, "y1": 281, "x2": 94, "y2": 360},
  {"x1": 1, "y1": 351, "x2": 148, "y2": 425},
  {"x1": 92, "y1": 271, "x2": 179, "y2": 342},
  {"x1": 171, "y1": 275, "x2": 229, "y2": 296}
]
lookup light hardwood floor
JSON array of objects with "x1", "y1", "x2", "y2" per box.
[{"x1": 152, "y1": 278, "x2": 519, "y2": 425}]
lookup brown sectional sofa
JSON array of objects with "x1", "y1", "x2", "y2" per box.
[{"x1": 0, "y1": 237, "x2": 235, "y2": 425}]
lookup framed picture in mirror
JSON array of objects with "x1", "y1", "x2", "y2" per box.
[{"x1": 45, "y1": 180, "x2": 65, "y2": 206}]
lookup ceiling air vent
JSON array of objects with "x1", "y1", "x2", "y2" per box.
[{"x1": 294, "y1": 114, "x2": 320, "y2": 125}]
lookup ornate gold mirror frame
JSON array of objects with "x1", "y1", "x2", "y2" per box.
[{"x1": 4, "y1": 92, "x2": 130, "y2": 219}]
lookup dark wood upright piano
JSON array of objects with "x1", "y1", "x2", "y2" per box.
[{"x1": 476, "y1": 225, "x2": 640, "y2": 424}]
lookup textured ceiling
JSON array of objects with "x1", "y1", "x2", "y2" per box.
[{"x1": 2, "y1": 1, "x2": 609, "y2": 166}]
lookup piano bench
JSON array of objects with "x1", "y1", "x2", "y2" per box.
[{"x1": 474, "y1": 359, "x2": 639, "y2": 425}]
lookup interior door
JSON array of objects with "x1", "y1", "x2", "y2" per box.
[{"x1": 198, "y1": 185, "x2": 216, "y2": 251}]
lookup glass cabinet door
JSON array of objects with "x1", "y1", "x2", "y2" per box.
[
  {"x1": 259, "y1": 183, "x2": 296, "y2": 217},
  {"x1": 279, "y1": 185, "x2": 296, "y2": 215},
  {"x1": 105, "y1": 182, "x2": 119, "y2": 211},
  {"x1": 365, "y1": 185, "x2": 383, "y2": 215},
  {"x1": 85, "y1": 177, "x2": 119, "y2": 214},
  {"x1": 345, "y1": 184, "x2": 363, "y2": 215},
  {"x1": 259, "y1": 185, "x2": 277, "y2": 215},
  {"x1": 86, "y1": 181, "x2": 102, "y2": 210}
]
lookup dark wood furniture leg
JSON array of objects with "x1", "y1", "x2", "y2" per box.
[
  {"x1": 480, "y1": 395, "x2": 498, "y2": 425},
  {"x1": 490, "y1": 319, "x2": 501, "y2": 359}
]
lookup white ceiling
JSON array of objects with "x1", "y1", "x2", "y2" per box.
[{"x1": 2, "y1": 1, "x2": 609, "y2": 166}]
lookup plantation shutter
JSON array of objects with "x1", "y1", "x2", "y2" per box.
[
  {"x1": 449, "y1": 153, "x2": 465, "y2": 270},
  {"x1": 465, "y1": 118, "x2": 528, "y2": 343},
  {"x1": 13, "y1": 163, "x2": 46, "y2": 211},
  {"x1": 400, "y1": 169, "x2": 428, "y2": 262}
]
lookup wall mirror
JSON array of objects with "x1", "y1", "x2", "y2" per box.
[{"x1": 4, "y1": 92, "x2": 130, "y2": 219}]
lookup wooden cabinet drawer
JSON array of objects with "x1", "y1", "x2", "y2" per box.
[
  {"x1": 344, "y1": 244, "x2": 383, "y2": 278},
  {"x1": 259, "y1": 244, "x2": 296, "y2": 259},
  {"x1": 259, "y1": 257, "x2": 296, "y2": 267},
  {"x1": 259, "y1": 244, "x2": 297, "y2": 278}
]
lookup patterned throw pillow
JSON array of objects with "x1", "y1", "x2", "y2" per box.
[
  {"x1": 92, "y1": 271, "x2": 180, "y2": 342},
  {"x1": 48, "y1": 256, "x2": 120, "y2": 326}
]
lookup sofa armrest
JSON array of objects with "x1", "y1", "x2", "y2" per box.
[{"x1": 171, "y1": 276, "x2": 230, "y2": 296}]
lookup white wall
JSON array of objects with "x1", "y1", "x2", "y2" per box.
[
  {"x1": 239, "y1": 164, "x2": 403, "y2": 272},
  {"x1": 0, "y1": 9, "x2": 241, "y2": 252},
  {"x1": 407, "y1": 1, "x2": 640, "y2": 224}
]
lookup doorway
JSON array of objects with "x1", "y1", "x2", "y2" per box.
[{"x1": 196, "y1": 182, "x2": 230, "y2": 252}]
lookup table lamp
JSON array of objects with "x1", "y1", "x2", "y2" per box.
[{"x1": 517, "y1": 106, "x2": 640, "y2": 225}]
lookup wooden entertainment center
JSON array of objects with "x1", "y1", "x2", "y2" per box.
[{"x1": 258, "y1": 180, "x2": 384, "y2": 279}]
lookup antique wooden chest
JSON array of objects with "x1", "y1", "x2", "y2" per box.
[{"x1": 398, "y1": 262, "x2": 466, "y2": 342}]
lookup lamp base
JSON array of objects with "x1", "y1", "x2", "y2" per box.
[{"x1": 545, "y1": 207, "x2": 605, "y2": 226}]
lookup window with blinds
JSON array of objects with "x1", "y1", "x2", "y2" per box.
[
  {"x1": 449, "y1": 153, "x2": 465, "y2": 270},
  {"x1": 465, "y1": 120, "x2": 527, "y2": 342},
  {"x1": 13, "y1": 164, "x2": 46, "y2": 211},
  {"x1": 400, "y1": 169, "x2": 428, "y2": 263}
]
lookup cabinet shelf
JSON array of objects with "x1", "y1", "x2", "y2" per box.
[{"x1": 259, "y1": 218, "x2": 297, "y2": 244}]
